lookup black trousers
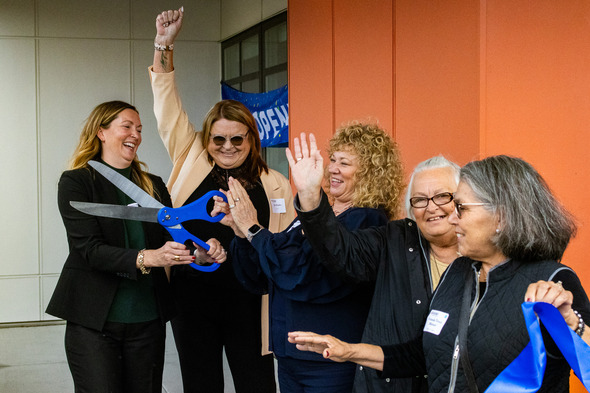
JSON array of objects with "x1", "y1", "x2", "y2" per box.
[
  {"x1": 171, "y1": 289, "x2": 276, "y2": 393},
  {"x1": 65, "y1": 319, "x2": 165, "y2": 393}
]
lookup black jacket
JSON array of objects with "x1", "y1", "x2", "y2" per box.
[
  {"x1": 382, "y1": 257, "x2": 590, "y2": 393},
  {"x1": 46, "y1": 165, "x2": 175, "y2": 330},
  {"x1": 296, "y1": 192, "x2": 431, "y2": 393}
]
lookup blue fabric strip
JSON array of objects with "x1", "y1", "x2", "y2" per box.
[{"x1": 485, "y1": 302, "x2": 590, "y2": 392}]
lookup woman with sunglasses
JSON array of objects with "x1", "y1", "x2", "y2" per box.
[
  {"x1": 271, "y1": 133, "x2": 460, "y2": 393},
  {"x1": 148, "y1": 8, "x2": 296, "y2": 393},
  {"x1": 290, "y1": 155, "x2": 590, "y2": 393}
]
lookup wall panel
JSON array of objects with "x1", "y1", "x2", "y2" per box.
[{"x1": 0, "y1": 38, "x2": 38, "y2": 276}]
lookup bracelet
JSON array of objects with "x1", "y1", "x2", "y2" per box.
[
  {"x1": 572, "y1": 309, "x2": 585, "y2": 337},
  {"x1": 137, "y1": 249, "x2": 151, "y2": 275},
  {"x1": 154, "y1": 41, "x2": 174, "y2": 51}
]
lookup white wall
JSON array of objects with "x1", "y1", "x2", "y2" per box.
[{"x1": 0, "y1": 0, "x2": 286, "y2": 324}]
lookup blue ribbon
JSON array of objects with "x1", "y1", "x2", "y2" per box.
[{"x1": 485, "y1": 302, "x2": 590, "y2": 392}]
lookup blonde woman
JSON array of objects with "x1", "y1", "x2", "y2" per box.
[
  {"x1": 215, "y1": 123, "x2": 404, "y2": 392},
  {"x1": 47, "y1": 101, "x2": 225, "y2": 393}
]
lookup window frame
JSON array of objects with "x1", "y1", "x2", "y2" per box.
[{"x1": 221, "y1": 12, "x2": 287, "y2": 93}]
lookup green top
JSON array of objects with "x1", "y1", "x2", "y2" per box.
[{"x1": 105, "y1": 164, "x2": 159, "y2": 323}]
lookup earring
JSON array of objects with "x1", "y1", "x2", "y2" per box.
[{"x1": 495, "y1": 228, "x2": 500, "y2": 233}]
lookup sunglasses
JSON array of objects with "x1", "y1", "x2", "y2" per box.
[
  {"x1": 410, "y1": 192, "x2": 454, "y2": 209},
  {"x1": 211, "y1": 134, "x2": 248, "y2": 147}
]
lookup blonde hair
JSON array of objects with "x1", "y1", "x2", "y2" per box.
[
  {"x1": 69, "y1": 101, "x2": 156, "y2": 198},
  {"x1": 326, "y1": 122, "x2": 404, "y2": 219}
]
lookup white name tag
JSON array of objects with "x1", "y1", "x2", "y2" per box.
[
  {"x1": 271, "y1": 198, "x2": 287, "y2": 213},
  {"x1": 423, "y1": 310, "x2": 449, "y2": 335}
]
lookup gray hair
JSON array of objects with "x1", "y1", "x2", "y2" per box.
[
  {"x1": 405, "y1": 155, "x2": 461, "y2": 219},
  {"x1": 460, "y1": 155, "x2": 576, "y2": 262}
]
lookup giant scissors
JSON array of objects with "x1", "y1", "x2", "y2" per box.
[{"x1": 70, "y1": 160, "x2": 226, "y2": 272}]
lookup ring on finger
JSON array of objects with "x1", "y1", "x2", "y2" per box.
[
  {"x1": 173, "y1": 255, "x2": 180, "y2": 261},
  {"x1": 235, "y1": 198, "x2": 240, "y2": 202},
  {"x1": 556, "y1": 280, "x2": 563, "y2": 287},
  {"x1": 229, "y1": 204, "x2": 236, "y2": 209}
]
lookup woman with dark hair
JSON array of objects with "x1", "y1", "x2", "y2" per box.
[
  {"x1": 290, "y1": 155, "x2": 590, "y2": 393},
  {"x1": 149, "y1": 8, "x2": 295, "y2": 393},
  {"x1": 46, "y1": 101, "x2": 225, "y2": 392}
]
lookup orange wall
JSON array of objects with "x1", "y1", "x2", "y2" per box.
[{"x1": 289, "y1": 1, "x2": 590, "y2": 391}]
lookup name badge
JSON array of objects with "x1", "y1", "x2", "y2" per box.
[
  {"x1": 423, "y1": 309, "x2": 449, "y2": 335},
  {"x1": 271, "y1": 198, "x2": 287, "y2": 213}
]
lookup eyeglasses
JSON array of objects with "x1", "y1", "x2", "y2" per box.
[
  {"x1": 410, "y1": 192, "x2": 454, "y2": 209},
  {"x1": 211, "y1": 134, "x2": 248, "y2": 147},
  {"x1": 453, "y1": 201, "x2": 488, "y2": 219}
]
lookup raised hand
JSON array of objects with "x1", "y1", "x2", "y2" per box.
[
  {"x1": 525, "y1": 280, "x2": 580, "y2": 331},
  {"x1": 155, "y1": 7, "x2": 184, "y2": 45},
  {"x1": 286, "y1": 132, "x2": 324, "y2": 211}
]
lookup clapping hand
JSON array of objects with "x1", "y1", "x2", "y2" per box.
[{"x1": 285, "y1": 132, "x2": 324, "y2": 211}]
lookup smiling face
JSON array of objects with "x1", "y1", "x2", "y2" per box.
[
  {"x1": 449, "y1": 181, "x2": 506, "y2": 265},
  {"x1": 207, "y1": 118, "x2": 252, "y2": 169},
  {"x1": 328, "y1": 149, "x2": 360, "y2": 204},
  {"x1": 410, "y1": 167, "x2": 458, "y2": 245},
  {"x1": 98, "y1": 108, "x2": 142, "y2": 169}
]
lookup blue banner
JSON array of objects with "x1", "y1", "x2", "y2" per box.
[{"x1": 221, "y1": 83, "x2": 288, "y2": 148}]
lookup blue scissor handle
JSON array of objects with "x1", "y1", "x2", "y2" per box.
[{"x1": 157, "y1": 190, "x2": 227, "y2": 272}]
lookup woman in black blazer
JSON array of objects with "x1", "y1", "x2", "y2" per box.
[{"x1": 46, "y1": 101, "x2": 226, "y2": 393}]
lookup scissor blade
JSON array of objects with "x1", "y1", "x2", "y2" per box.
[
  {"x1": 70, "y1": 201, "x2": 160, "y2": 223},
  {"x1": 88, "y1": 161, "x2": 164, "y2": 209}
]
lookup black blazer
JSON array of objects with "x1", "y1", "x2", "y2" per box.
[{"x1": 46, "y1": 164, "x2": 175, "y2": 330}]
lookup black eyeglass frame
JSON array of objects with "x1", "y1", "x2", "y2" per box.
[
  {"x1": 453, "y1": 201, "x2": 489, "y2": 219},
  {"x1": 211, "y1": 134, "x2": 248, "y2": 147},
  {"x1": 409, "y1": 192, "x2": 454, "y2": 209}
]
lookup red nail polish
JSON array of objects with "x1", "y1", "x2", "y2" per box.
[
  {"x1": 326, "y1": 351, "x2": 330, "y2": 357},
  {"x1": 526, "y1": 298, "x2": 532, "y2": 302}
]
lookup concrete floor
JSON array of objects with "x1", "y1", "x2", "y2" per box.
[{"x1": 0, "y1": 322, "x2": 264, "y2": 393}]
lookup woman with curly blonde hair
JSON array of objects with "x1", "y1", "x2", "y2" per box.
[
  {"x1": 212, "y1": 123, "x2": 403, "y2": 392},
  {"x1": 325, "y1": 122, "x2": 404, "y2": 219}
]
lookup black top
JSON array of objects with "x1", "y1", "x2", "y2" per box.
[
  {"x1": 46, "y1": 164, "x2": 175, "y2": 330},
  {"x1": 172, "y1": 165, "x2": 270, "y2": 294}
]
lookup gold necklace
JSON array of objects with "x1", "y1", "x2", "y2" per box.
[{"x1": 333, "y1": 202, "x2": 353, "y2": 216}]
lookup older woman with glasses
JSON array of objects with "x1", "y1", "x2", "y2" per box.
[
  {"x1": 290, "y1": 155, "x2": 590, "y2": 393},
  {"x1": 279, "y1": 133, "x2": 460, "y2": 393},
  {"x1": 148, "y1": 8, "x2": 295, "y2": 393}
]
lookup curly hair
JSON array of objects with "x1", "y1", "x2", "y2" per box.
[
  {"x1": 461, "y1": 155, "x2": 577, "y2": 262},
  {"x1": 325, "y1": 122, "x2": 404, "y2": 219}
]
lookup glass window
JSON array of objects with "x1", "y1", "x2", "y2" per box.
[
  {"x1": 222, "y1": 12, "x2": 288, "y2": 178},
  {"x1": 266, "y1": 71, "x2": 287, "y2": 91},
  {"x1": 223, "y1": 44, "x2": 240, "y2": 80},
  {"x1": 241, "y1": 35, "x2": 259, "y2": 75},
  {"x1": 265, "y1": 22, "x2": 287, "y2": 68}
]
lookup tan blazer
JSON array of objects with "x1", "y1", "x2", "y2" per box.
[{"x1": 149, "y1": 67, "x2": 296, "y2": 354}]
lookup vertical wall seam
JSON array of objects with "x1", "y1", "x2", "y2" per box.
[
  {"x1": 129, "y1": 0, "x2": 134, "y2": 104},
  {"x1": 34, "y1": 0, "x2": 43, "y2": 320},
  {"x1": 479, "y1": 0, "x2": 487, "y2": 156},
  {"x1": 331, "y1": 0, "x2": 336, "y2": 133},
  {"x1": 392, "y1": 0, "x2": 396, "y2": 140}
]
